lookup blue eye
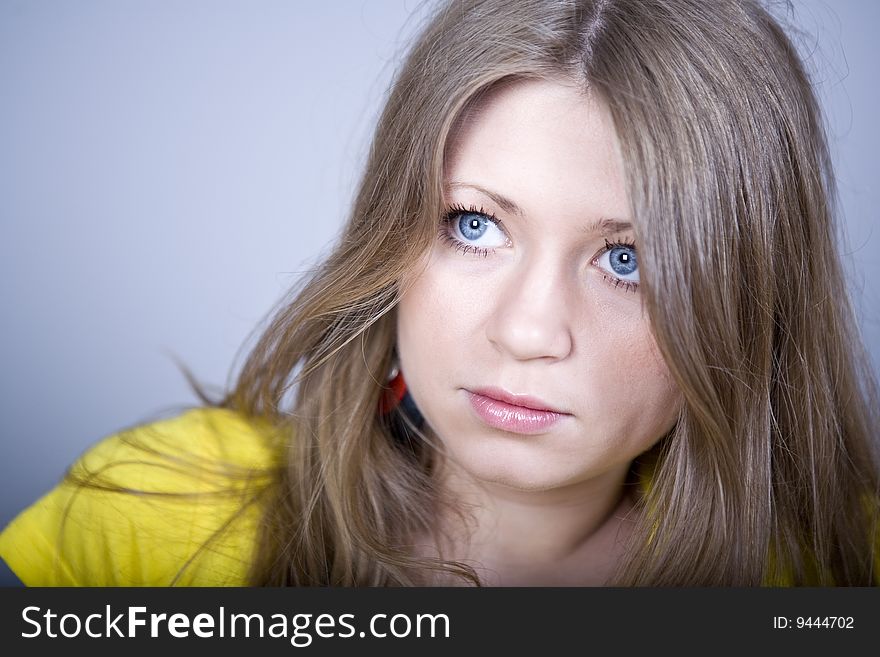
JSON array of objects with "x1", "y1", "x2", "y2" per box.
[
  {"x1": 439, "y1": 205, "x2": 508, "y2": 256},
  {"x1": 608, "y1": 245, "x2": 637, "y2": 276},
  {"x1": 458, "y1": 214, "x2": 489, "y2": 240},
  {"x1": 453, "y1": 212, "x2": 507, "y2": 247},
  {"x1": 595, "y1": 241, "x2": 639, "y2": 286}
]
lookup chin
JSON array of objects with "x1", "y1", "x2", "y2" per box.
[{"x1": 454, "y1": 452, "x2": 585, "y2": 492}]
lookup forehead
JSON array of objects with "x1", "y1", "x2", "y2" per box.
[{"x1": 444, "y1": 78, "x2": 630, "y2": 223}]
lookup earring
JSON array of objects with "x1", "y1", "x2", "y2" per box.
[
  {"x1": 379, "y1": 358, "x2": 407, "y2": 415},
  {"x1": 378, "y1": 355, "x2": 425, "y2": 431}
]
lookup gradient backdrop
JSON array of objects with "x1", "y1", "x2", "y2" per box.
[{"x1": 1, "y1": 1, "x2": 877, "y2": 585}]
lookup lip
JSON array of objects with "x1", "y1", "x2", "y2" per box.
[
  {"x1": 470, "y1": 387, "x2": 568, "y2": 413},
  {"x1": 466, "y1": 387, "x2": 570, "y2": 435}
]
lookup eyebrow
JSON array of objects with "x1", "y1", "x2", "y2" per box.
[{"x1": 447, "y1": 181, "x2": 633, "y2": 235}]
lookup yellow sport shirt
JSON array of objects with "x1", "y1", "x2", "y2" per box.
[{"x1": 0, "y1": 407, "x2": 276, "y2": 586}]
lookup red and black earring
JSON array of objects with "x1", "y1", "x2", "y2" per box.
[
  {"x1": 379, "y1": 355, "x2": 424, "y2": 441},
  {"x1": 378, "y1": 360, "x2": 407, "y2": 415}
]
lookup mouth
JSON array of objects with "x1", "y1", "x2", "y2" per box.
[{"x1": 465, "y1": 387, "x2": 570, "y2": 435}]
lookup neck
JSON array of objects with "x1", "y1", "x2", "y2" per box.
[{"x1": 416, "y1": 457, "x2": 639, "y2": 586}]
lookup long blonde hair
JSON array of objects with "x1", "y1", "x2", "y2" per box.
[{"x1": 179, "y1": 0, "x2": 880, "y2": 585}]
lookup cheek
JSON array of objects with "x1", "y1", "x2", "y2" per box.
[
  {"x1": 395, "y1": 251, "x2": 480, "y2": 399},
  {"x1": 570, "y1": 303, "x2": 681, "y2": 447},
  {"x1": 601, "y1": 321, "x2": 680, "y2": 436},
  {"x1": 397, "y1": 250, "x2": 483, "y2": 354}
]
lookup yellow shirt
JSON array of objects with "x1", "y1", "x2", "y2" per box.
[{"x1": 0, "y1": 407, "x2": 276, "y2": 586}]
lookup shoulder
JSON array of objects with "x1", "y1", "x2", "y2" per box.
[
  {"x1": 73, "y1": 406, "x2": 278, "y2": 487},
  {"x1": 0, "y1": 407, "x2": 281, "y2": 586}
]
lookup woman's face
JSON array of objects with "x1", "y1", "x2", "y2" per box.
[{"x1": 396, "y1": 78, "x2": 681, "y2": 492}]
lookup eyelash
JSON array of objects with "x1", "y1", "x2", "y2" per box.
[{"x1": 438, "y1": 205, "x2": 640, "y2": 293}]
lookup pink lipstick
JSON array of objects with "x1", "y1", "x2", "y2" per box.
[{"x1": 466, "y1": 387, "x2": 568, "y2": 435}]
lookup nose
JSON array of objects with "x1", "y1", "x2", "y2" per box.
[{"x1": 484, "y1": 254, "x2": 574, "y2": 362}]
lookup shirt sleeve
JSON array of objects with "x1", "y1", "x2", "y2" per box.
[{"x1": 0, "y1": 407, "x2": 276, "y2": 586}]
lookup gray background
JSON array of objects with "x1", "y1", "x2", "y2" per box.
[{"x1": 0, "y1": 0, "x2": 877, "y2": 586}]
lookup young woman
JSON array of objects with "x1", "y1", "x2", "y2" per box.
[{"x1": 2, "y1": 0, "x2": 878, "y2": 586}]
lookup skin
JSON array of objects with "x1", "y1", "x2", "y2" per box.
[{"x1": 396, "y1": 78, "x2": 682, "y2": 585}]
